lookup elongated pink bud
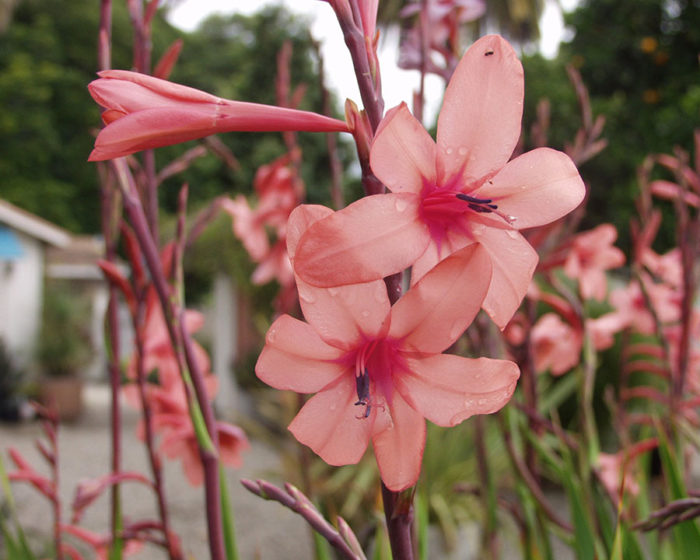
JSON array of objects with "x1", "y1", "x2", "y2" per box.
[{"x1": 88, "y1": 70, "x2": 349, "y2": 161}]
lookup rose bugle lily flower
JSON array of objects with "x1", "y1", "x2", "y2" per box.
[
  {"x1": 294, "y1": 35, "x2": 586, "y2": 329},
  {"x1": 255, "y1": 205, "x2": 519, "y2": 491},
  {"x1": 88, "y1": 70, "x2": 349, "y2": 161}
]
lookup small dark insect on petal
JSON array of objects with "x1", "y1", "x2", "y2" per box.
[{"x1": 485, "y1": 49, "x2": 494, "y2": 56}]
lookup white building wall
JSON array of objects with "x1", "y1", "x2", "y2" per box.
[{"x1": 0, "y1": 231, "x2": 44, "y2": 369}]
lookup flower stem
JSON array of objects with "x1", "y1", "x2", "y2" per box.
[
  {"x1": 381, "y1": 483, "x2": 415, "y2": 560},
  {"x1": 112, "y1": 159, "x2": 226, "y2": 560}
]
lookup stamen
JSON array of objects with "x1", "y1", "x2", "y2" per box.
[
  {"x1": 456, "y1": 192, "x2": 498, "y2": 210},
  {"x1": 354, "y1": 367, "x2": 371, "y2": 418}
]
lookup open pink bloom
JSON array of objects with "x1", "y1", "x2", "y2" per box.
[
  {"x1": 256, "y1": 205, "x2": 519, "y2": 491},
  {"x1": 222, "y1": 152, "x2": 302, "y2": 287},
  {"x1": 563, "y1": 224, "x2": 625, "y2": 300},
  {"x1": 531, "y1": 313, "x2": 582, "y2": 376},
  {"x1": 122, "y1": 288, "x2": 249, "y2": 487},
  {"x1": 155, "y1": 412, "x2": 249, "y2": 486},
  {"x1": 295, "y1": 35, "x2": 585, "y2": 328},
  {"x1": 88, "y1": 70, "x2": 349, "y2": 161},
  {"x1": 398, "y1": 0, "x2": 484, "y2": 76}
]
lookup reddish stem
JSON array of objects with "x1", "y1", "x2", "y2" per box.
[{"x1": 113, "y1": 161, "x2": 226, "y2": 560}]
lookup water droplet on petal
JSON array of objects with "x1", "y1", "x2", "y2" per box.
[
  {"x1": 328, "y1": 287, "x2": 340, "y2": 297},
  {"x1": 361, "y1": 310, "x2": 370, "y2": 318},
  {"x1": 477, "y1": 398, "x2": 487, "y2": 407},
  {"x1": 299, "y1": 290, "x2": 316, "y2": 303},
  {"x1": 506, "y1": 215, "x2": 517, "y2": 225},
  {"x1": 471, "y1": 224, "x2": 485, "y2": 236},
  {"x1": 458, "y1": 146, "x2": 468, "y2": 156},
  {"x1": 329, "y1": 403, "x2": 337, "y2": 411},
  {"x1": 267, "y1": 328, "x2": 277, "y2": 343},
  {"x1": 394, "y1": 198, "x2": 408, "y2": 212},
  {"x1": 445, "y1": 147, "x2": 454, "y2": 155},
  {"x1": 505, "y1": 229, "x2": 519, "y2": 239}
]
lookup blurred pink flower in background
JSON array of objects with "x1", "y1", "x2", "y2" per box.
[
  {"x1": 124, "y1": 287, "x2": 249, "y2": 487},
  {"x1": 563, "y1": 224, "x2": 625, "y2": 301},
  {"x1": 223, "y1": 151, "x2": 303, "y2": 288},
  {"x1": 596, "y1": 438, "x2": 657, "y2": 503}
]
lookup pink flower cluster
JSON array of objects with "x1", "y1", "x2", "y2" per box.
[
  {"x1": 124, "y1": 289, "x2": 249, "y2": 487},
  {"x1": 88, "y1": 34, "x2": 586, "y2": 492},
  {"x1": 258, "y1": 35, "x2": 585, "y2": 490}
]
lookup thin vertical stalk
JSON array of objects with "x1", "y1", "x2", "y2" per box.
[
  {"x1": 131, "y1": 296, "x2": 181, "y2": 560},
  {"x1": 97, "y1": 3, "x2": 123, "y2": 557},
  {"x1": 112, "y1": 159, "x2": 226, "y2": 560}
]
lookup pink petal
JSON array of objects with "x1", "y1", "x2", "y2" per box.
[
  {"x1": 288, "y1": 204, "x2": 392, "y2": 346},
  {"x1": 289, "y1": 376, "x2": 372, "y2": 465},
  {"x1": 396, "y1": 354, "x2": 519, "y2": 426},
  {"x1": 255, "y1": 315, "x2": 346, "y2": 393},
  {"x1": 286, "y1": 204, "x2": 334, "y2": 260},
  {"x1": 370, "y1": 103, "x2": 436, "y2": 194},
  {"x1": 297, "y1": 279, "x2": 391, "y2": 349},
  {"x1": 472, "y1": 225, "x2": 538, "y2": 329},
  {"x1": 409, "y1": 222, "x2": 474, "y2": 285},
  {"x1": 390, "y1": 244, "x2": 492, "y2": 353},
  {"x1": 294, "y1": 193, "x2": 430, "y2": 287},
  {"x1": 371, "y1": 391, "x2": 425, "y2": 491},
  {"x1": 93, "y1": 70, "x2": 221, "y2": 105},
  {"x1": 476, "y1": 148, "x2": 585, "y2": 229},
  {"x1": 437, "y1": 35, "x2": 523, "y2": 184}
]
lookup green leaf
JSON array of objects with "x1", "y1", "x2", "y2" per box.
[
  {"x1": 219, "y1": 466, "x2": 239, "y2": 560},
  {"x1": 657, "y1": 428, "x2": 700, "y2": 556}
]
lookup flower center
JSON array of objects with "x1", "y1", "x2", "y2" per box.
[{"x1": 352, "y1": 339, "x2": 402, "y2": 419}]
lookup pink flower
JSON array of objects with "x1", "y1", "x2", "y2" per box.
[
  {"x1": 88, "y1": 70, "x2": 349, "y2": 161},
  {"x1": 222, "y1": 151, "x2": 302, "y2": 287},
  {"x1": 531, "y1": 313, "x2": 582, "y2": 376},
  {"x1": 563, "y1": 224, "x2": 625, "y2": 300},
  {"x1": 294, "y1": 35, "x2": 585, "y2": 328},
  {"x1": 123, "y1": 286, "x2": 249, "y2": 487},
  {"x1": 596, "y1": 438, "x2": 657, "y2": 502},
  {"x1": 256, "y1": 205, "x2": 519, "y2": 491}
]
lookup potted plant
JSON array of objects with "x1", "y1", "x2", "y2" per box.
[{"x1": 35, "y1": 285, "x2": 92, "y2": 421}]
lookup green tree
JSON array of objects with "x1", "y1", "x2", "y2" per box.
[{"x1": 559, "y1": 0, "x2": 700, "y2": 247}]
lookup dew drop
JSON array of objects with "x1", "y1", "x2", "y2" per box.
[
  {"x1": 477, "y1": 398, "x2": 487, "y2": 407},
  {"x1": 329, "y1": 403, "x2": 337, "y2": 411},
  {"x1": 471, "y1": 224, "x2": 485, "y2": 236},
  {"x1": 458, "y1": 146, "x2": 468, "y2": 156},
  {"x1": 299, "y1": 290, "x2": 316, "y2": 303},
  {"x1": 266, "y1": 328, "x2": 277, "y2": 343},
  {"x1": 505, "y1": 229, "x2": 519, "y2": 239},
  {"x1": 361, "y1": 310, "x2": 370, "y2": 318},
  {"x1": 394, "y1": 197, "x2": 408, "y2": 212},
  {"x1": 328, "y1": 287, "x2": 340, "y2": 297},
  {"x1": 506, "y1": 215, "x2": 518, "y2": 225},
  {"x1": 445, "y1": 146, "x2": 454, "y2": 155}
]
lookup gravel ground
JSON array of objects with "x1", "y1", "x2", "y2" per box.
[{"x1": 0, "y1": 384, "x2": 313, "y2": 559}]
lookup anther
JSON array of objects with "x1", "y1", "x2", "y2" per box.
[
  {"x1": 354, "y1": 368, "x2": 371, "y2": 418},
  {"x1": 456, "y1": 193, "x2": 498, "y2": 211}
]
